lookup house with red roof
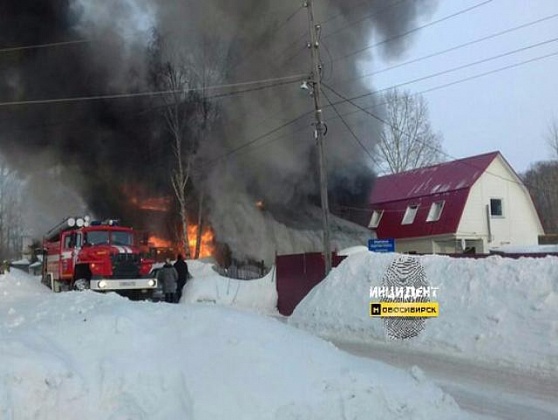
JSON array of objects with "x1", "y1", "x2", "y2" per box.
[{"x1": 367, "y1": 151, "x2": 543, "y2": 254}]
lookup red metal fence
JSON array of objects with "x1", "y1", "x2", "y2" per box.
[{"x1": 275, "y1": 252, "x2": 346, "y2": 316}]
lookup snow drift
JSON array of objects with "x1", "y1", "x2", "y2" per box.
[
  {"x1": 289, "y1": 251, "x2": 558, "y2": 375},
  {"x1": 0, "y1": 269, "x2": 469, "y2": 419}
]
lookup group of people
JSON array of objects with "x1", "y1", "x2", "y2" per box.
[{"x1": 157, "y1": 254, "x2": 190, "y2": 303}]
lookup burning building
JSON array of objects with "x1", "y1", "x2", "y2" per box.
[{"x1": 0, "y1": 0, "x2": 437, "y2": 265}]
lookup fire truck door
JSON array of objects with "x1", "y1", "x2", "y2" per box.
[{"x1": 60, "y1": 232, "x2": 76, "y2": 280}]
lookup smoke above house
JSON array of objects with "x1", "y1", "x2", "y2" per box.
[{"x1": 0, "y1": 0, "x2": 437, "y2": 263}]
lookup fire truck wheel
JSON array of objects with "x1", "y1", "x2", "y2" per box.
[{"x1": 73, "y1": 278, "x2": 90, "y2": 291}]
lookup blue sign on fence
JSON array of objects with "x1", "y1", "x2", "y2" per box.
[{"x1": 368, "y1": 238, "x2": 395, "y2": 253}]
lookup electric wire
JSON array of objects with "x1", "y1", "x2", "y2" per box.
[
  {"x1": 0, "y1": 74, "x2": 306, "y2": 107},
  {"x1": 323, "y1": 38, "x2": 558, "y2": 110},
  {"x1": 321, "y1": 82, "x2": 552, "y2": 196},
  {"x1": 327, "y1": 48, "x2": 558, "y2": 124},
  {"x1": 2, "y1": 6, "x2": 556, "y2": 193},
  {"x1": 327, "y1": 0, "x2": 493, "y2": 64},
  {"x1": 321, "y1": 88, "x2": 376, "y2": 165},
  {"x1": 321, "y1": 0, "x2": 409, "y2": 40},
  {"x1": 280, "y1": 0, "x2": 415, "y2": 68},
  {"x1": 194, "y1": 111, "x2": 312, "y2": 172},
  {"x1": 6, "y1": 46, "x2": 556, "y2": 182},
  {"x1": 229, "y1": 4, "x2": 305, "y2": 72},
  {"x1": 0, "y1": 39, "x2": 89, "y2": 54},
  {"x1": 348, "y1": 11, "x2": 558, "y2": 83}
]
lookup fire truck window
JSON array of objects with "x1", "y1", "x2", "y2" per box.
[
  {"x1": 112, "y1": 231, "x2": 133, "y2": 246},
  {"x1": 86, "y1": 231, "x2": 109, "y2": 245},
  {"x1": 63, "y1": 235, "x2": 73, "y2": 249}
]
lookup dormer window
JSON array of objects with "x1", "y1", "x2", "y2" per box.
[
  {"x1": 426, "y1": 201, "x2": 445, "y2": 222},
  {"x1": 368, "y1": 210, "x2": 384, "y2": 228},
  {"x1": 402, "y1": 205, "x2": 419, "y2": 225}
]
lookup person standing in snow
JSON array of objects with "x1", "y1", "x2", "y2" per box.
[
  {"x1": 173, "y1": 254, "x2": 189, "y2": 303},
  {"x1": 157, "y1": 258, "x2": 179, "y2": 303}
]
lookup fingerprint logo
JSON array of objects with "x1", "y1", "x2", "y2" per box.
[{"x1": 381, "y1": 255, "x2": 429, "y2": 340}]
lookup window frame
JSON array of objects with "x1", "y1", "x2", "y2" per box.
[
  {"x1": 401, "y1": 204, "x2": 419, "y2": 225},
  {"x1": 368, "y1": 210, "x2": 384, "y2": 229},
  {"x1": 426, "y1": 200, "x2": 445, "y2": 222},
  {"x1": 490, "y1": 198, "x2": 504, "y2": 218}
]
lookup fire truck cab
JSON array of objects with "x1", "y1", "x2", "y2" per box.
[{"x1": 42, "y1": 217, "x2": 157, "y2": 299}]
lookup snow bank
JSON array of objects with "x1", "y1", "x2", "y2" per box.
[
  {"x1": 0, "y1": 271, "x2": 470, "y2": 419},
  {"x1": 289, "y1": 252, "x2": 558, "y2": 374}
]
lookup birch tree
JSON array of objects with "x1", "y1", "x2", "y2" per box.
[
  {"x1": 376, "y1": 88, "x2": 444, "y2": 174},
  {"x1": 148, "y1": 32, "x2": 220, "y2": 258},
  {"x1": 0, "y1": 158, "x2": 25, "y2": 258}
]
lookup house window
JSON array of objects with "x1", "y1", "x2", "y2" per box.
[
  {"x1": 426, "y1": 201, "x2": 445, "y2": 222},
  {"x1": 368, "y1": 210, "x2": 384, "y2": 228},
  {"x1": 402, "y1": 205, "x2": 419, "y2": 225},
  {"x1": 490, "y1": 198, "x2": 503, "y2": 217}
]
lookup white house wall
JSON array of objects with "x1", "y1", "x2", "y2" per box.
[
  {"x1": 395, "y1": 237, "x2": 435, "y2": 254},
  {"x1": 457, "y1": 156, "x2": 543, "y2": 250}
]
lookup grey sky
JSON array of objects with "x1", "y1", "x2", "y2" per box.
[{"x1": 366, "y1": 0, "x2": 558, "y2": 174}]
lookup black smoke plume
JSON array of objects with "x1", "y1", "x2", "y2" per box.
[{"x1": 0, "y1": 0, "x2": 436, "y2": 262}]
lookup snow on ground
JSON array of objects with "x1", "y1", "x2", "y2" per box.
[
  {"x1": 0, "y1": 269, "x2": 472, "y2": 420},
  {"x1": 289, "y1": 251, "x2": 558, "y2": 375}
]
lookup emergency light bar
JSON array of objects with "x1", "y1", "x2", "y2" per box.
[
  {"x1": 45, "y1": 216, "x2": 92, "y2": 240},
  {"x1": 89, "y1": 219, "x2": 120, "y2": 226},
  {"x1": 67, "y1": 216, "x2": 91, "y2": 228}
]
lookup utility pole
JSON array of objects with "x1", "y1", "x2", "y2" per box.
[{"x1": 305, "y1": 0, "x2": 332, "y2": 275}]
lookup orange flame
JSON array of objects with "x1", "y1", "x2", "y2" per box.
[
  {"x1": 147, "y1": 225, "x2": 214, "y2": 259},
  {"x1": 187, "y1": 225, "x2": 214, "y2": 258},
  {"x1": 148, "y1": 235, "x2": 172, "y2": 248}
]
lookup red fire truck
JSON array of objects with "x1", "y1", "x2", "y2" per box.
[{"x1": 41, "y1": 217, "x2": 157, "y2": 299}]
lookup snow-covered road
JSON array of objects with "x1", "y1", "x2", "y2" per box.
[{"x1": 333, "y1": 339, "x2": 558, "y2": 420}]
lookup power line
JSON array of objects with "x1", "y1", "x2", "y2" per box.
[
  {"x1": 0, "y1": 39, "x2": 89, "y2": 54},
  {"x1": 321, "y1": 88, "x2": 376, "y2": 165},
  {"x1": 323, "y1": 37, "x2": 558, "y2": 109},
  {"x1": 279, "y1": 0, "x2": 415, "y2": 68},
  {"x1": 322, "y1": 0, "x2": 409, "y2": 40},
  {"x1": 333, "y1": 48, "x2": 558, "y2": 124},
  {"x1": 0, "y1": 74, "x2": 306, "y2": 107},
  {"x1": 321, "y1": 83, "x2": 553, "y2": 195},
  {"x1": 328, "y1": 0, "x2": 493, "y2": 64},
  {"x1": 15, "y1": 49, "x2": 552, "y2": 178},
  {"x1": 194, "y1": 112, "x2": 311, "y2": 171},
  {"x1": 348, "y1": 12, "x2": 558, "y2": 83},
  {"x1": 229, "y1": 4, "x2": 305, "y2": 71},
  {"x1": 8, "y1": 49, "x2": 555, "y2": 178}
]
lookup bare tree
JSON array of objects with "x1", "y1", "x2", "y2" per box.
[
  {"x1": 522, "y1": 161, "x2": 558, "y2": 234},
  {"x1": 546, "y1": 119, "x2": 558, "y2": 159},
  {"x1": 149, "y1": 32, "x2": 220, "y2": 258},
  {"x1": 376, "y1": 88, "x2": 444, "y2": 174},
  {"x1": 0, "y1": 158, "x2": 25, "y2": 258}
]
